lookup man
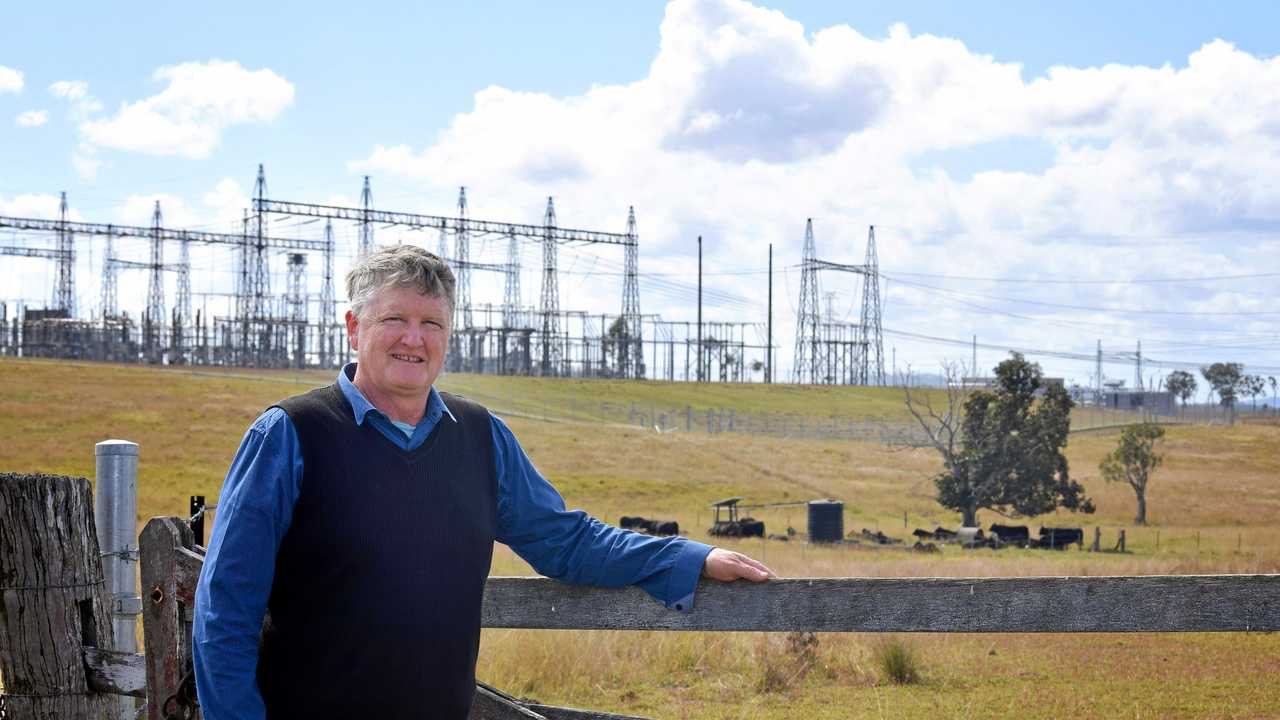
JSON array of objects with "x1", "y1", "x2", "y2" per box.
[{"x1": 194, "y1": 245, "x2": 772, "y2": 719}]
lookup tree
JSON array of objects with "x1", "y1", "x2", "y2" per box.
[
  {"x1": 1164, "y1": 370, "x2": 1197, "y2": 412},
  {"x1": 603, "y1": 317, "x2": 630, "y2": 377},
  {"x1": 1244, "y1": 374, "x2": 1267, "y2": 412},
  {"x1": 905, "y1": 353, "x2": 1095, "y2": 527},
  {"x1": 1200, "y1": 362, "x2": 1246, "y2": 422},
  {"x1": 1100, "y1": 422, "x2": 1165, "y2": 525}
]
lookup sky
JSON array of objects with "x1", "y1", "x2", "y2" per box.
[{"x1": 2, "y1": 0, "x2": 1279, "y2": 389}]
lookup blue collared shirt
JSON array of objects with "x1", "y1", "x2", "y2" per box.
[{"x1": 193, "y1": 364, "x2": 712, "y2": 720}]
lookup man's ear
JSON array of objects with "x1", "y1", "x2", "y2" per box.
[{"x1": 345, "y1": 310, "x2": 359, "y2": 350}]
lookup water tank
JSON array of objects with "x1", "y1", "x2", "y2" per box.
[{"x1": 807, "y1": 500, "x2": 844, "y2": 543}]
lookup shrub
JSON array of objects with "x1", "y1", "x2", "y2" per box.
[{"x1": 871, "y1": 636, "x2": 922, "y2": 685}]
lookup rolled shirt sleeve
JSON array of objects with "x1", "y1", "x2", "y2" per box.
[
  {"x1": 193, "y1": 408, "x2": 304, "y2": 720},
  {"x1": 491, "y1": 414, "x2": 713, "y2": 611}
]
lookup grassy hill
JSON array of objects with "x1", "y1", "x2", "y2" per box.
[{"x1": 2, "y1": 356, "x2": 1277, "y2": 719}]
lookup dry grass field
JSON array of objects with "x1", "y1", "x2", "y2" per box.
[{"x1": 1, "y1": 356, "x2": 1278, "y2": 718}]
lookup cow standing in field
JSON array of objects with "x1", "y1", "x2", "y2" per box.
[{"x1": 989, "y1": 524, "x2": 1031, "y2": 548}]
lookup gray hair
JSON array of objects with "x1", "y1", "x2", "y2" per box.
[{"x1": 346, "y1": 244, "x2": 456, "y2": 320}]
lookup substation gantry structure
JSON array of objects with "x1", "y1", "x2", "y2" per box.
[
  {"x1": 248, "y1": 165, "x2": 645, "y2": 379},
  {"x1": 0, "y1": 195, "x2": 337, "y2": 367},
  {"x1": 792, "y1": 220, "x2": 884, "y2": 385}
]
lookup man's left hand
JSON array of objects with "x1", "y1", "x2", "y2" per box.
[{"x1": 701, "y1": 547, "x2": 775, "y2": 582}]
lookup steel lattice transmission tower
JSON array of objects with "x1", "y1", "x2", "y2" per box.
[
  {"x1": 620, "y1": 206, "x2": 643, "y2": 379},
  {"x1": 249, "y1": 165, "x2": 270, "y2": 320},
  {"x1": 791, "y1": 218, "x2": 821, "y2": 383},
  {"x1": 174, "y1": 229, "x2": 192, "y2": 361},
  {"x1": 100, "y1": 226, "x2": 118, "y2": 320},
  {"x1": 55, "y1": 192, "x2": 75, "y2": 315},
  {"x1": 145, "y1": 201, "x2": 166, "y2": 356},
  {"x1": 538, "y1": 197, "x2": 561, "y2": 375},
  {"x1": 358, "y1": 176, "x2": 374, "y2": 258},
  {"x1": 437, "y1": 226, "x2": 449, "y2": 261},
  {"x1": 320, "y1": 220, "x2": 337, "y2": 367},
  {"x1": 454, "y1": 186, "x2": 472, "y2": 329},
  {"x1": 857, "y1": 225, "x2": 884, "y2": 386},
  {"x1": 503, "y1": 231, "x2": 521, "y2": 328}
]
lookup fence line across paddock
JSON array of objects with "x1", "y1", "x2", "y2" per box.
[{"x1": 1, "y1": 445, "x2": 1278, "y2": 719}]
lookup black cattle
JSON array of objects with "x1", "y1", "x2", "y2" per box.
[
  {"x1": 933, "y1": 527, "x2": 958, "y2": 540},
  {"x1": 620, "y1": 516, "x2": 648, "y2": 530},
  {"x1": 912, "y1": 528, "x2": 935, "y2": 539},
  {"x1": 1038, "y1": 526, "x2": 1084, "y2": 550},
  {"x1": 989, "y1": 524, "x2": 1031, "y2": 547},
  {"x1": 739, "y1": 518, "x2": 766, "y2": 538},
  {"x1": 860, "y1": 529, "x2": 902, "y2": 545},
  {"x1": 651, "y1": 520, "x2": 680, "y2": 536}
]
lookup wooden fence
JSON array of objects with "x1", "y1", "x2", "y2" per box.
[{"x1": 2, "y1": 474, "x2": 1279, "y2": 720}]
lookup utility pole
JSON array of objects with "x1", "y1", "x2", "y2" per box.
[
  {"x1": 696, "y1": 235, "x2": 703, "y2": 382},
  {"x1": 766, "y1": 243, "x2": 772, "y2": 384},
  {"x1": 972, "y1": 334, "x2": 977, "y2": 376},
  {"x1": 1134, "y1": 340, "x2": 1143, "y2": 392},
  {"x1": 1095, "y1": 339, "x2": 1103, "y2": 405}
]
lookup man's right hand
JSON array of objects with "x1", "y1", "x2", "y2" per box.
[{"x1": 701, "y1": 547, "x2": 775, "y2": 582}]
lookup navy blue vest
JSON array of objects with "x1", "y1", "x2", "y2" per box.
[{"x1": 259, "y1": 385, "x2": 496, "y2": 719}]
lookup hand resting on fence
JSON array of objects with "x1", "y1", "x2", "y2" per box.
[{"x1": 702, "y1": 547, "x2": 775, "y2": 582}]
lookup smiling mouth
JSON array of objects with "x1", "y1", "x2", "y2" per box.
[{"x1": 391, "y1": 354, "x2": 424, "y2": 363}]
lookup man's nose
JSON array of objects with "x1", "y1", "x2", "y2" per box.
[{"x1": 400, "y1": 323, "x2": 427, "y2": 346}]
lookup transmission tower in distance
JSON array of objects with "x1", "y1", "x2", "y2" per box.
[
  {"x1": 791, "y1": 218, "x2": 821, "y2": 383},
  {"x1": 857, "y1": 225, "x2": 884, "y2": 386},
  {"x1": 538, "y1": 197, "x2": 561, "y2": 375}
]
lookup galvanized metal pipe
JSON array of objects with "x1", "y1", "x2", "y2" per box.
[{"x1": 95, "y1": 439, "x2": 140, "y2": 720}]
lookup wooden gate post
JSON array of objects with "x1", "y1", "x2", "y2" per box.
[
  {"x1": 139, "y1": 517, "x2": 202, "y2": 720},
  {"x1": 0, "y1": 472, "x2": 117, "y2": 719}
]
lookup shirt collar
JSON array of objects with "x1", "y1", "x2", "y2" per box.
[{"x1": 337, "y1": 363, "x2": 456, "y2": 426}]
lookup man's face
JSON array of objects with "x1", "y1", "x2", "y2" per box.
[{"x1": 345, "y1": 285, "x2": 451, "y2": 404}]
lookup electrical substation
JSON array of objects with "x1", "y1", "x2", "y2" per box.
[{"x1": 0, "y1": 164, "x2": 890, "y2": 385}]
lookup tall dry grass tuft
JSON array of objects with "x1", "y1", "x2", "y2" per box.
[
  {"x1": 754, "y1": 632, "x2": 820, "y2": 693},
  {"x1": 871, "y1": 635, "x2": 923, "y2": 685}
]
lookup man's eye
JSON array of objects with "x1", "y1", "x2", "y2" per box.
[{"x1": 383, "y1": 317, "x2": 405, "y2": 324}]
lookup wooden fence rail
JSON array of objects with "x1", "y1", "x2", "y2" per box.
[{"x1": 4, "y1": 479, "x2": 1280, "y2": 720}]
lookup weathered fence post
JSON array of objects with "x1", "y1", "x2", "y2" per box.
[
  {"x1": 0, "y1": 472, "x2": 117, "y2": 719},
  {"x1": 95, "y1": 440, "x2": 141, "y2": 720},
  {"x1": 139, "y1": 517, "x2": 202, "y2": 720}
]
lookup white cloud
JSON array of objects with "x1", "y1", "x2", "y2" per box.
[
  {"x1": 349, "y1": 0, "x2": 1280, "y2": 378},
  {"x1": 0, "y1": 66, "x2": 22, "y2": 94},
  {"x1": 72, "y1": 149, "x2": 101, "y2": 181},
  {"x1": 201, "y1": 178, "x2": 250, "y2": 225},
  {"x1": 0, "y1": 193, "x2": 80, "y2": 220},
  {"x1": 114, "y1": 193, "x2": 200, "y2": 228},
  {"x1": 80, "y1": 60, "x2": 295, "y2": 159},
  {"x1": 50, "y1": 80, "x2": 89, "y2": 101},
  {"x1": 15, "y1": 109, "x2": 47, "y2": 127},
  {"x1": 50, "y1": 80, "x2": 104, "y2": 118}
]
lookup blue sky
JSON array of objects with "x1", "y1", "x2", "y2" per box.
[{"x1": 2, "y1": 0, "x2": 1278, "y2": 385}]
